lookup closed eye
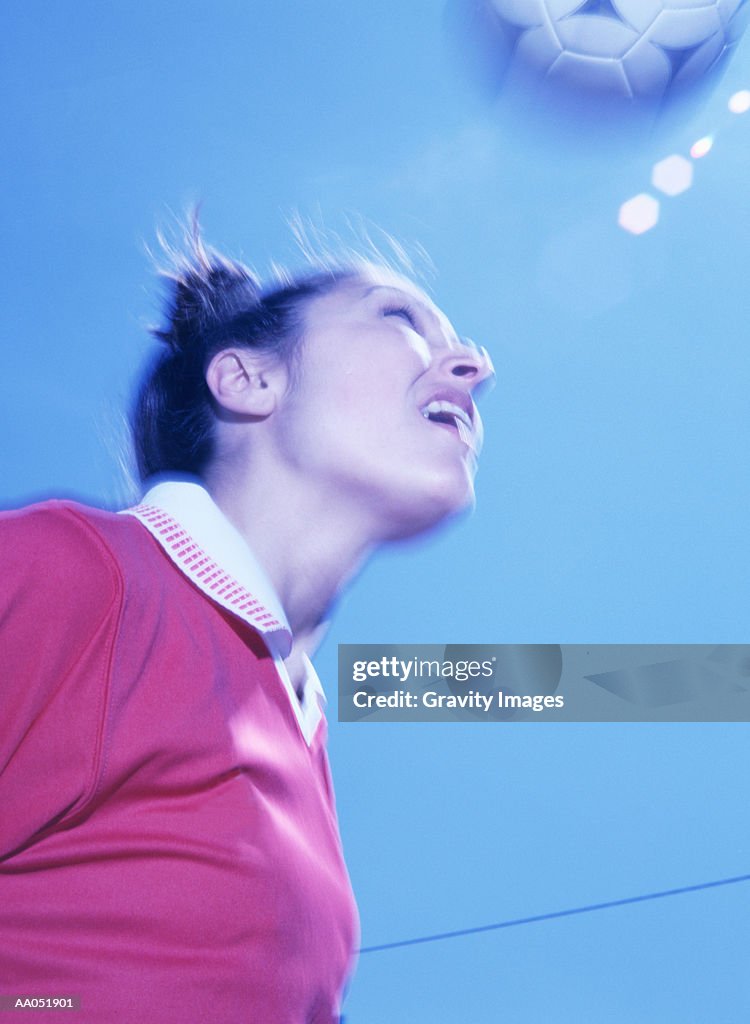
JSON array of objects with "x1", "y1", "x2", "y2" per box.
[{"x1": 383, "y1": 304, "x2": 419, "y2": 330}]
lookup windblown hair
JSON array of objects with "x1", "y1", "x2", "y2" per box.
[{"x1": 131, "y1": 222, "x2": 362, "y2": 481}]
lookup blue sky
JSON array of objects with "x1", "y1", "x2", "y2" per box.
[{"x1": 3, "y1": 2, "x2": 750, "y2": 1020}]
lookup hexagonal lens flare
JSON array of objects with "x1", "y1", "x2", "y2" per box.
[
  {"x1": 651, "y1": 154, "x2": 694, "y2": 196},
  {"x1": 618, "y1": 193, "x2": 660, "y2": 234}
]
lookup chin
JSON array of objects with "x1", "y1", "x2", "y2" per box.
[{"x1": 383, "y1": 470, "x2": 477, "y2": 541}]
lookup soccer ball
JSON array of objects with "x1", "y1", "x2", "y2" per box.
[{"x1": 481, "y1": 0, "x2": 749, "y2": 101}]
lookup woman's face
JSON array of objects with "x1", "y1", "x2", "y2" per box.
[{"x1": 273, "y1": 266, "x2": 494, "y2": 539}]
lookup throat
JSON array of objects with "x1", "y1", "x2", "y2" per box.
[{"x1": 284, "y1": 646, "x2": 310, "y2": 704}]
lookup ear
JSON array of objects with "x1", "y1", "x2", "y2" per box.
[{"x1": 205, "y1": 348, "x2": 286, "y2": 418}]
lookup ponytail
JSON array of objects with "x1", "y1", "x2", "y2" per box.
[{"x1": 131, "y1": 221, "x2": 355, "y2": 482}]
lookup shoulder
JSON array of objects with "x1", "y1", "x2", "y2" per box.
[
  {"x1": 0, "y1": 500, "x2": 126, "y2": 613},
  {"x1": 0, "y1": 502, "x2": 131, "y2": 856}
]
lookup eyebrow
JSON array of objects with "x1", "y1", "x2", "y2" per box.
[
  {"x1": 361, "y1": 283, "x2": 432, "y2": 321},
  {"x1": 361, "y1": 284, "x2": 412, "y2": 300}
]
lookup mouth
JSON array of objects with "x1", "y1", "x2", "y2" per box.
[
  {"x1": 421, "y1": 399, "x2": 472, "y2": 432},
  {"x1": 419, "y1": 398, "x2": 478, "y2": 454}
]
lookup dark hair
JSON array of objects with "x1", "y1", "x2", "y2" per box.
[{"x1": 131, "y1": 224, "x2": 361, "y2": 481}]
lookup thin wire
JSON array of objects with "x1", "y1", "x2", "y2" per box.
[{"x1": 358, "y1": 871, "x2": 750, "y2": 954}]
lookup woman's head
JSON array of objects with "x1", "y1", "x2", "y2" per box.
[
  {"x1": 132, "y1": 227, "x2": 360, "y2": 481},
  {"x1": 132, "y1": 224, "x2": 493, "y2": 539}
]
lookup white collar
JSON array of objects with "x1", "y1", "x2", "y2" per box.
[{"x1": 120, "y1": 478, "x2": 325, "y2": 744}]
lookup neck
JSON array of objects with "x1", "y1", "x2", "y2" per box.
[{"x1": 204, "y1": 460, "x2": 376, "y2": 652}]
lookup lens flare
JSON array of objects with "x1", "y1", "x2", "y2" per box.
[
  {"x1": 729, "y1": 90, "x2": 750, "y2": 114},
  {"x1": 651, "y1": 155, "x2": 693, "y2": 196},
  {"x1": 618, "y1": 194, "x2": 659, "y2": 235},
  {"x1": 690, "y1": 136, "x2": 713, "y2": 159}
]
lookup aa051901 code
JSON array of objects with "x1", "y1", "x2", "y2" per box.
[{"x1": 0, "y1": 997, "x2": 80, "y2": 1011}]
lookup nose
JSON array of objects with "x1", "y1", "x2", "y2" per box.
[{"x1": 438, "y1": 340, "x2": 495, "y2": 392}]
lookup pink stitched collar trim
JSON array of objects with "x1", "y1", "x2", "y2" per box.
[{"x1": 127, "y1": 503, "x2": 288, "y2": 639}]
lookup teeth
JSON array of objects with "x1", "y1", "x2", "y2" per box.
[{"x1": 420, "y1": 400, "x2": 473, "y2": 431}]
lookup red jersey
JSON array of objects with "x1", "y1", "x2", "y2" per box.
[{"x1": 0, "y1": 496, "x2": 358, "y2": 1023}]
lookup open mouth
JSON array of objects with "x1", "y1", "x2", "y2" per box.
[
  {"x1": 421, "y1": 400, "x2": 472, "y2": 434},
  {"x1": 420, "y1": 399, "x2": 478, "y2": 454}
]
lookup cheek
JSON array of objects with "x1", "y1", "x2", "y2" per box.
[
  {"x1": 288, "y1": 335, "x2": 430, "y2": 457},
  {"x1": 326, "y1": 366, "x2": 412, "y2": 429},
  {"x1": 409, "y1": 336, "x2": 433, "y2": 368},
  {"x1": 287, "y1": 375, "x2": 385, "y2": 456}
]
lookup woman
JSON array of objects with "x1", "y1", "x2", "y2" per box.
[{"x1": 0, "y1": 226, "x2": 492, "y2": 1022}]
